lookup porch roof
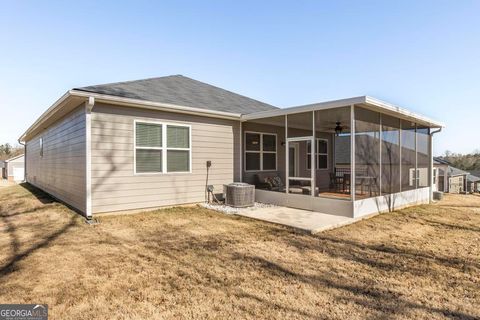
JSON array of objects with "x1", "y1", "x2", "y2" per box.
[{"x1": 241, "y1": 95, "x2": 444, "y2": 128}]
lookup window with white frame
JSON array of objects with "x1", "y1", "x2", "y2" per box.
[
  {"x1": 135, "y1": 121, "x2": 191, "y2": 174},
  {"x1": 307, "y1": 139, "x2": 328, "y2": 170},
  {"x1": 245, "y1": 132, "x2": 276, "y2": 171},
  {"x1": 408, "y1": 168, "x2": 420, "y2": 187}
]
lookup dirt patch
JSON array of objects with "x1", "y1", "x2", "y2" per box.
[{"x1": 0, "y1": 185, "x2": 479, "y2": 319}]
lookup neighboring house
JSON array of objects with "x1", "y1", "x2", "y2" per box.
[
  {"x1": 19, "y1": 75, "x2": 443, "y2": 219},
  {"x1": 0, "y1": 160, "x2": 5, "y2": 179},
  {"x1": 2, "y1": 154, "x2": 25, "y2": 182},
  {"x1": 467, "y1": 174, "x2": 480, "y2": 193},
  {"x1": 433, "y1": 157, "x2": 469, "y2": 194}
]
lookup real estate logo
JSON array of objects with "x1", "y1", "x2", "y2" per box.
[{"x1": 0, "y1": 304, "x2": 48, "y2": 320}]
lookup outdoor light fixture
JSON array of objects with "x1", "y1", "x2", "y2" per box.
[{"x1": 334, "y1": 122, "x2": 343, "y2": 136}]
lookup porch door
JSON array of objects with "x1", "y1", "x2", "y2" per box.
[
  {"x1": 286, "y1": 136, "x2": 314, "y2": 195},
  {"x1": 289, "y1": 143, "x2": 299, "y2": 177}
]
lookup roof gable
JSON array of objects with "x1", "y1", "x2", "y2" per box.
[
  {"x1": 74, "y1": 75, "x2": 277, "y2": 115},
  {"x1": 5, "y1": 154, "x2": 24, "y2": 162}
]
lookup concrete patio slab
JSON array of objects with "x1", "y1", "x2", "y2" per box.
[{"x1": 234, "y1": 206, "x2": 354, "y2": 234}]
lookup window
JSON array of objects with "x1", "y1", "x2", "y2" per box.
[
  {"x1": 245, "y1": 132, "x2": 276, "y2": 171},
  {"x1": 408, "y1": 168, "x2": 420, "y2": 187},
  {"x1": 134, "y1": 121, "x2": 191, "y2": 174},
  {"x1": 401, "y1": 121, "x2": 416, "y2": 191},
  {"x1": 307, "y1": 139, "x2": 328, "y2": 170},
  {"x1": 39, "y1": 138, "x2": 43, "y2": 157},
  {"x1": 433, "y1": 168, "x2": 438, "y2": 185}
]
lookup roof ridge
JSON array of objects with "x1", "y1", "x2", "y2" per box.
[
  {"x1": 5, "y1": 154, "x2": 24, "y2": 162},
  {"x1": 174, "y1": 75, "x2": 278, "y2": 109},
  {"x1": 77, "y1": 75, "x2": 277, "y2": 110}
]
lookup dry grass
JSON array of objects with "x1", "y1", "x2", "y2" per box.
[{"x1": 0, "y1": 184, "x2": 479, "y2": 319}]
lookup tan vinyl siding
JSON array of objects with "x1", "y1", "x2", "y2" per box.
[
  {"x1": 90, "y1": 103, "x2": 240, "y2": 213},
  {"x1": 25, "y1": 105, "x2": 87, "y2": 213}
]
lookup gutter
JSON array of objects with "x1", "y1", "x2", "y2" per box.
[
  {"x1": 70, "y1": 90, "x2": 243, "y2": 120},
  {"x1": 19, "y1": 90, "x2": 243, "y2": 142},
  {"x1": 19, "y1": 91, "x2": 71, "y2": 142},
  {"x1": 243, "y1": 95, "x2": 445, "y2": 128}
]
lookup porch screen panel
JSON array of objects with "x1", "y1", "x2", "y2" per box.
[
  {"x1": 381, "y1": 115, "x2": 401, "y2": 194},
  {"x1": 315, "y1": 106, "x2": 351, "y2": 199},
  {"x1": 416, "y1": 126, "x2": 430, "y2": 188},
  {"x1": 401, "y1": 120, "x2": 416, "y2": 191},
  {"x1": 287, "y1": 112, "x2": 313, "y2": 138},
  {"x1": 355, "y1": 107, "x2": 380, "y2": 198},
  {"x1": 286, "y1": 112, "x2": 313, "y2": 195}
]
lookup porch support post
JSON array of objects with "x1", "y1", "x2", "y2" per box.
[
  {"x1": 444, "y1": 167, "x2": 448, "y2": 192},
  {"x1": 239, "y1": 121, "x2": 243, "y2": 182},
  {"x1": 350, "y1": 104, "x2": 355, "y2": 202},
  {"x1": 379, "y1": 114, "x2": 382, "y2": 196},
  {"x1": 428, "y1": 133, "x2": 433, "y2": 203},
  {"x1": 415, "y1": 124, "x2": 418, "y2": 189},
  {"x1": 399, "y1": 120, "x2": 402, "y2": 192},
  {"x1": 311, "y1": 111, "x2": 315, "y2": 197},
  {"x1": 285, "y1": 115, "x2": 289, "y2": 194}
]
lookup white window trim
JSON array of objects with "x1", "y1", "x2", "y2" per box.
[
  {"x1": 244, "y1": 131, "x2": 277, "y2": 172},
  {"x1": 133, "y1": 119, "x2": 192, "y2": 175},
  {"x1": 307, "y1": 138, "x2": 328, "y2": 170}
]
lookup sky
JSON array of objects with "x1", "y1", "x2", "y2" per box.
[{"x1": 0, "y1": 0, "x2": 479, "y2": 156}]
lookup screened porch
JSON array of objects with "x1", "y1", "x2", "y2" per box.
[{"x1": 240, "y1": 97, "x2": 439, "y2": 218}]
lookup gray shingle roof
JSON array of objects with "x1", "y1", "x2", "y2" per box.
[
  {"x1": 467, "y1": 175, "x2": 480, "y2": 182},
  {"x1": 433, "y1": 157, "x2": 450, "y2": 165},
  {"x1": 74, "y1": 75, "x2": 278, "y2": 115},
  {"x1": 448, "y1": 166, "x2": 469, "y2": 177}
]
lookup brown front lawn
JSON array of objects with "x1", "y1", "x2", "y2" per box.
[{"x1": 0, "y1": 184, "x2": 479, "y2": 319}]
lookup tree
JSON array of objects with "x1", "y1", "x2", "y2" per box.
[
  {"x1": 0, "y1": 143, "x2": 24, "y2": 160},
  {"x1": 441, "y1": 150, "x2": 480, "y2": 171}
]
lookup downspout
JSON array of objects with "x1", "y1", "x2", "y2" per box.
[
  {"x1": 18, "y1": 138, "x2": 26, "y2": 183},
  {"x1": 429, "y1": 127, "x2": 442, "y2": 203},
  {"x1": 85, "y1": 97, "x2": 95, "y2": 220}
]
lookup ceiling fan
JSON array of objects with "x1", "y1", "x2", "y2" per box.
[{"x1": 334, "y1": 122, "x2": 343, "y2": 136}]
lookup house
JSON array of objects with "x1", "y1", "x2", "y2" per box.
[
  {"x1": 467, "y1": 174, "x2": 480, "y2": 193},
  {"x1": 0, "y1": 160, "x2": 5, "y2": 179},
  {"x1": 433, "y1": 157, "x2": 469, "y2": 194},
  {"x1": 19, "y1": 75, "x2": 443, "y2": 219},
  {"x1": 2, "y1": 154, "x2": 25, "y2": 182}
]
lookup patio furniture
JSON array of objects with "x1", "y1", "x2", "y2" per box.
[
  {"x1": 254, "y1": 172, "x2": 283, "y2": 191},
  {"x1": 356, "y1": 176, "x2": 378, "y2": 197},
  {"x1": 301, "y1": 186, "x2": 319, "y2": 195},
  {"x1": 254, "y1": 173, "x2": 306, "y2": 193},
  {"x1": 342, "y1": 173, "x2": 351, "y2": 193},
  {"x1": 330, "y1": 172, "x2": 343, "y2": 192}
]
